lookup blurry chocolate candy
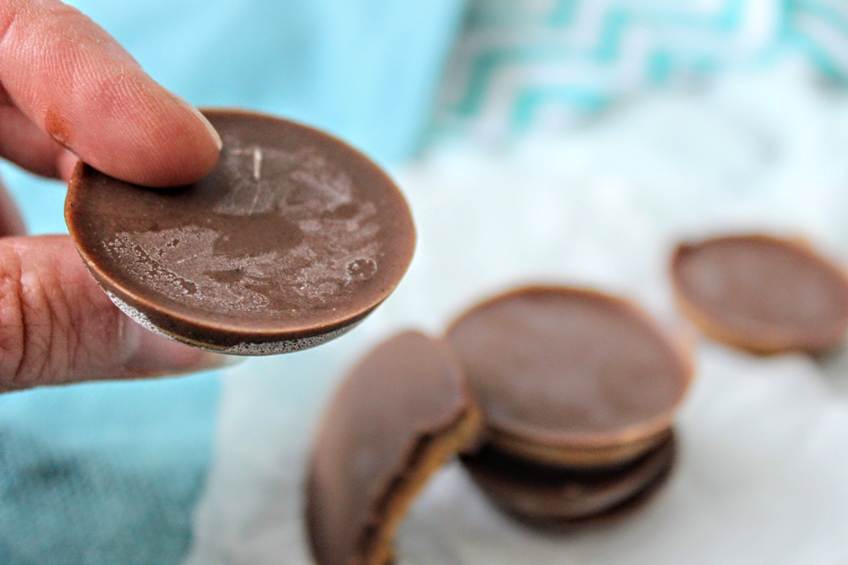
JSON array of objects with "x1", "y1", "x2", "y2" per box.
[
  {"x1": 446, "y1": 285, "x2": 693, "y2": 469},
  {"x1": 671, "y1": 233, "x2": 848, "y2": 354},
  {"x1": 306, "y1": 331, "x2": 481, "y2": 565},
  {"x1": 462, "y1": 432, "x2": 676, "y2": 524}
]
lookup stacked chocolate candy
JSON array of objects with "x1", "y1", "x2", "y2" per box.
[
  {"x1": 447, "y1": 286, "x2": 692, "y2": 525},
  {"x1": 305, "y1": 286, "x2": 693, "y2": 563}
]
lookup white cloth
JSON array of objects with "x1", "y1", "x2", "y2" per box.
[{"x1": 185, "y1": 66, "x2": 848, "y2": 564}]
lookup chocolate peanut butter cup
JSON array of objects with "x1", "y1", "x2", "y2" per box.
[
  {"x1": 462, "y1": 432, "x2": 676, "y2": 524},
  {"x1": 306, "y1": 331, "x2": 481, "y2": 565},
  {"x1": 671, "y1": 234, "x2": 848, "y2": 354},
  {"x1": 66, "y1": 109, "x2": 415, "y2": 354},
  {"x1": 446, "y1": 286, "x2": 692, "y2": 468}
]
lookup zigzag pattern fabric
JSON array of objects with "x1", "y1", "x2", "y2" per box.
[{"x1": 435, "y1": 0, "x2": 848, "y2": 138}]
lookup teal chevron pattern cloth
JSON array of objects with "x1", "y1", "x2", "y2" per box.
[{"x1": 435, "y1": 0, "x2": 848, "y2": 138}]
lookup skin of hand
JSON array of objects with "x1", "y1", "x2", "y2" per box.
[{"x1": 0, "y1": 0, "x2": 232, "y2": 391}]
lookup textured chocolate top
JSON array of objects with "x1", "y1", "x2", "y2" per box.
[
  {"x1": 446, "y1": 286, "x2": 690, "y2": 446},
  {"x1": 672, "y1": 234, "x2": 848, "y2": 352},
  {"x1": 462, "y1": 434, "x2": 675, "y2": 520},
  {"x1": 66, "y1": 110, "x2": 415, "y2": 346},
  {"x1": 306, "y1": 331, "x2": 474, "y2": 565}
]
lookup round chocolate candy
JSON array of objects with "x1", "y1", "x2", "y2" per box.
[
  {"x1": 446, "y1": 286, "x2": 692, "y2": 468},
  {"x1": 306, "y1": 331, "x2": 481, "y2": 565},
  {"x1": 66, "y1": 109, "x2": 415, "y2": 354},
  {"x1": 671, "y1": 233, "x2": 848, "y2": 354}
]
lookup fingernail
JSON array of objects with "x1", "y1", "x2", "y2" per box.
[
  {"x1": 57, "y1": 150, "x2": 79, "y2": 181},
  {"x1": 173, "y1": 94, "x2": 223, "y2": 151},
  {"x1": 190, "y1": 106, "x2": 223, "y2": 151}
]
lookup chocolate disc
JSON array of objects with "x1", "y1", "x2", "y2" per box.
[
  {"x1": 445, "y1": 286, "x2": 692, "y2": 467},
  {"x1": 462, "y1": 433, "x2": 675, "y2": 524},
  {"x1": 671, "y1": 234, "x2": 848, "y2": 354},
  {"x1": 306, "y1": 331, "x2": 480, "y2": 565},
  {"x1": 65, "y1": 109, "x2": 416, "y2": 354}
]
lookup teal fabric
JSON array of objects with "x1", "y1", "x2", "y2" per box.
[
  {"x1": 0, "y1": 1, "x2": 466, "y2": 564},
  {"x1": 0, "y1": 377, "x2": 217, "y2": 565},
  {"x1": 434, "y1": 0, "x2": 848, "y2": 137}
]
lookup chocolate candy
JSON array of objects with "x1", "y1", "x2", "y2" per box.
[
  {"x1": 446, "y1": 286, "x2": 692, "y2": 468},
  {"x1": 66, "y1": 109, "x2": 415, "y2": 354},
  {"x1": 462, "y1": 433, "x2": 676, "y2": 524},
  {"x1": 671, "y1": 234, "x2": 848, "y2": 354},
  {"x1": 306, "y1": 331, "x2": 480, "y2": 565}
]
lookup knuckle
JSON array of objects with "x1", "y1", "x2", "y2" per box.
[
  {"x1": 17, "y1": 265, "x2": 59, "y2": 384},
  {"x1": 68, "y1": 285, "x2": 120, "y2": 372},
  {"x1": 38, "y1": 273, "x2": 78, "y2": 379},
  {"x1": 0, "y1": 246, "x2": 25, "y2": 387},
  {"x1": 0, "y1": 242, "x2": 93, "y2": 388}
]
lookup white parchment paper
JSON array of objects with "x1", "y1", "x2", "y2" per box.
[{"x1": 185, "y1": 66, "x2": 848, "y2": 565}]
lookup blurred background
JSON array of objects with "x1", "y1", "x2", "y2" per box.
[{"x1": 2, "y1": 1, "x2": 848, "y2": 563}]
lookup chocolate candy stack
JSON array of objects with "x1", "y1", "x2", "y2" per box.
[
  {"x1": 304, "y1": 232, "x2": 848, "y2": 564},
  {"x1": 447, "y1": 286, "x2": 691, "y2": 525},
  {"x1": 306, "y1": 286, "x2": 693, "y2": 564}
]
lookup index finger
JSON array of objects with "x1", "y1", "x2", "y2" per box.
[{"x1": 0, "y1": 0, "x2": 222, "y2": 187}]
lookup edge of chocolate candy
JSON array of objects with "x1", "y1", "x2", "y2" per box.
[
  {"x1": 492, "y1": 426, "x2": 673, "y2": 469},
  {"x1": 461, "y1": 432, "x2": 676, "y2": 525},
  {"x1": 670, "y1": 233, "x2": 848, "y2": 354},
  {"x1": 305, "y1": 331, "x2": 481, "y2": 565}
]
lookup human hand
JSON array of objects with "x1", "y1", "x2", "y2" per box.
[{"x1": 0, "y1": 0, "x2": 229, "y2": 391}]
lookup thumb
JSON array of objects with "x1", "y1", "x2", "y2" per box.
[
  {"x1": 0, "y1": 235, "x2": 231, "y2": 391},
  {"x1": 0, "y1": 0, "x2": 222, "y2": 187}
]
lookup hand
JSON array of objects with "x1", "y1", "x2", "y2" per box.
[{"x1": 0, "y1": 0, "x2": 228, "y2": 391}]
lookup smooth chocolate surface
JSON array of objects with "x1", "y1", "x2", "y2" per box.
[
  {"x1": 462, "y1": 433, "x2": 676, "y2": 523},
  {"x1": 671, "y1": 234, "x2": 848, "y2": 354},
  {"x1": 65, "y1": 109, "x2": 415, "y2": 353},
  {"x1": 446, "y1": 286, "x2": 691, "y2": 451},
  {"x1": 306, "y1": 331, "x2": 480, "y2": 565}
]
